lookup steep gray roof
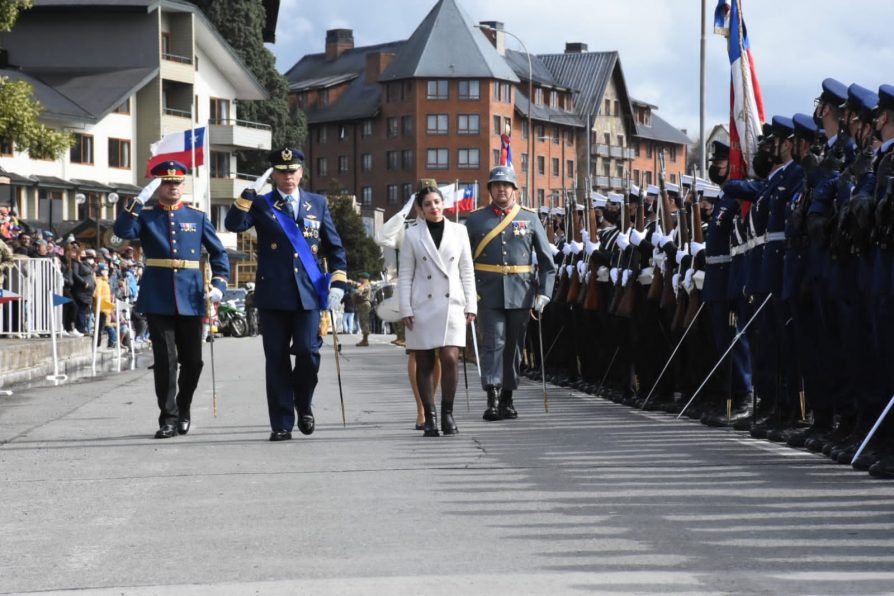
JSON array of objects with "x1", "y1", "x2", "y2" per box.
[
  {"x1": 635, "y1": 112, "x2": 692, "y2": 145},
  {"x1": 514, "y1": 92, "x2": 585, "y2": 128},
  {"x1": 26, "y1": 66, "x2": 157, "y2": 121},
  {"x1": 285, "y1": 40, "x2": 405, "y2": 124},
  {"x1": 0, "y1": 68, "x2": 95, "y2": 122},
  {"x1": 504, "y1": 49, "x2": 562, "y2": 89},
  {"x1": 378, "y1": 0, "x2": 518, "y2": 82},
  {"x1": 538, "y1": 51, "x2": 626, "y2": 118}
]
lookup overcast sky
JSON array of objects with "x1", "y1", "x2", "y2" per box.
[{"x1": 268, "y1": 0, "x2": 894, "y2": 143}]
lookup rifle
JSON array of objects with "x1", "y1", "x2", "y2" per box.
[
  {"x1": 614, "y1": 175, "x2": 641, "y2": 318},
  {"x1": 671, "y1": 180, "x2": 692, "y2": 332},
  {"x1": 684, "y1": 173, "x2": 705, "y2": 327},
  {"x1": 649, "y1": 150, "x2": 671, "y2": 302},
  {"x1": 565, "y1": 190, "x2": 584, "y2": 303},
  {"x1": 583, "y1": 192, "x2": 601, "y2": 311}
]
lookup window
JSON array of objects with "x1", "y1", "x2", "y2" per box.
[
  {"x1": 504, "y1": 117, "x2": 512, "y2": 135},
  {"x1": 426, "y1": 148, "x2": 448, "y2": 169},
  {"x1": 70, "y1": 133, "x2": 93, "y2": 164},
  {"x1": 457, "y1": 114, "x2": 480, "y2": 135},
  {"x1": 210, "y1": 97, "x2": 230, "y2": 123},
  {"x1": 402, "y1": 183, "x2": 414, "y2": 201},
  {"x1": 567, "y1": 160, "x2": 574, "y2": 178},
  {"x1": 646, "y1": 143, "x2": 653, "y2": 158},
  {"x1": 161, "y1": 32, "x2": 171, "y2": 55},
  {"x1": 537, "y1": 188, "x2": 545, "y2": 206},
  {"x1": 502, "y1": 82, "x2": 511, "y2": 103},
  {"x1": 113, "y1": 98, "x2": 130, "y2": 114},
  {"x1": 402, "y1": 115, "x2": 413, "y2": 136},
  {"x1": 565, "y1": 130, "x2": 574, "y2": 146},
  {"x1": 537, "y1": 125, "x2": 544, "y2": 140},
  {"x1": 522, "y1": 120, "x2": 529, "y2": 140},
  {"x1": 616, "y1": 164, "x2": 624, "y2": 178},
  {"x1": 386, "y1": 151, "x2": 399, "y2": 171},
  {"x1": 338, "y1": 125, "x2": 347, "y2": 141},
  {"x1": 551, "y1": 190, "x2": 560, "y2": 206},
  {"x1": 493, "y1": 115, "x2": 501, "y2": 136},
  {"x1": 670, "y1": 145, "x2": 678, "y2": 162},
  {"x1": 644, "y1": 171, "x2": 653, "y2": 185},
  {"x1": 521, "y1": 153, "x2": 529, "y2": 173},
  {"x1": 387, "y1": 184, "x2": 399, "y2": 205},
  {"x1": 634, "y1": 142, "x2": 640, "y2": 157},
  {"x1": 535, "y1": 88, "x2": 544, "y2": 105},
  {"x1": 338, "y1": 155, "x2": 349, "y2": 174},
  {"x1": 361, "y1": 120, "x2": 373, "y2": 137},
  {"x1": 552, "y1": 126, "x2": 559, "y2": 145},
  {"x1": 603, "y1": 161, "x2": 610, "y2": 176},
  {"x1": 604, "y1": 132, "x2": 611, "y2": 145},
  {"x1": 613, "y1": 100, "x2": 619, "y2": 116},
  {"x1": 361, "y1": 153, "x2": 372, "y2": 172},
  {"x1": 402, "y1": 149, "x2": 414, "y2": 170},
  {"x1": 670, "y1": 173, "x2": 676, "y2": 183},
  {"x1": 38, "y1": 189, "x2": 63, "y2": 225},
  {"x1": 551, "y1": 157, "x2": 559, "y2": 176},
  {"x1": 208, "y1": 151, "x2": 228, "y2": 177},
  {"x1": 361, "y1": 186, "x2": 372, "y2": 205},
  {"x1": 633, "y1": 169, "x2": 641, "y2": 185},
  {"x1": 604, "y1": 99, "x2": 611, "y2": 115},
  {"x1": 314, "y1": 126, "x2": 327, "y2": 144},
  {"x1": 493, "y1": 149, "x2": 500, "y2": 166},
  {"x1": 458, "y1": 80, "x2": 480, "y2": 100},
  {"x1": 386, "y1": 83, "x2": 397, "y2": 103},
  {"x1": 458, "y1": 148, "x2": 480, "y2": 169},
  {"x1": 318, "y1": 89, "x2": 329, "y2": 108},
  {"x1": 537, "y1": 156, "x2": 545, "y2": 175},
  {"x1": 0, "y1": 139, "x2": 12, "y2": 156},
  {"x1": 426, "y1": 79, "x2": 448, "y2": 100},
  {"x1": 316, "y1": 157, "x2": 327, "y2": 176},
  {"x1": 386, "y1": 117, "x2": 399, "y2": 138},
  {"x1": 107, "y1": 138, "x2": 131, "y2": 169},
  {"x1": 426, "y1": 114, "x2": 448, "y2": 135},
  {"x1": 550, "y1": 91, "x2": 558, "y2": 109}
]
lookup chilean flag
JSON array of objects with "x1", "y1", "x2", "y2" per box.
[
  {"x1": 715, "y1": 0, "x2": 765, "y2": 180},
  {"x1": 444, "y1": 185, "x2": 477, "y2": 216},
  {"x1": 145, "y1": 127, "x2": 206, "y2": 177},
  {"x1": 0, "y1": 289, "x2": 21, "y2": 305},
  {"x1": 500, "y1": 133, "x2": 513, "y2": 170}
]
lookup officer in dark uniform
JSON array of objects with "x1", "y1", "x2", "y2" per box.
[
  {"x1": 465, "y1": 166, "x2": 556, "y2": 420},
  {"x1": 225, "y1": 148, "x2": 348, "y2": 441},
  {"x1": 113, "y1": 160, "x2": 230, "y2": 439}
]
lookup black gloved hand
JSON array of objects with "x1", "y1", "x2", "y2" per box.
[{"x1": 240, "y1": 188, "x2": 258, "y2": 202}]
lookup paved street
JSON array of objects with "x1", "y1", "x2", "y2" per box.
[{"x1": 2, "y1": 333, "x2": 894, "y2": 595}]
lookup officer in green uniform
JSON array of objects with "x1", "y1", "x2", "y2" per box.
[
  {"x1": 465, "y1": 166, "x2": 556, "y2": 420},
  {"x1": 355, "y1": 272, "x2": 373, "y2": 346}
]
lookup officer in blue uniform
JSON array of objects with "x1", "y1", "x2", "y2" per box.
[
  {"x1": 225, "y1": 148, "x2": 347, "y2": 441},
  {"x1": 114, "y1": 160, "x2": 230, "y2": 439}
]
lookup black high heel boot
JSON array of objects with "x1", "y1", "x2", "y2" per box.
[
  {"x1": 422, "y1": 402, "x2": 440, "y2": 437},
  {"x1": 441, "y1": 399, "x2": 458, "y2": 435}
]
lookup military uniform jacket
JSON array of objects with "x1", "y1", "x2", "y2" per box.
[
  {"x1": 113, "y1": 198, "x2": 229, "y2": 316},
  {"x1": 225, "y1": 188, "x2": 347, "y2": 311},
  {"x1": 703, "y1": 195, "x2": 736, "y2": 302},
  {"x1": 465, "y1": 203, "x2": 556, "y2": 309},
  {"x1": 760, "y1": 162, "x2": 804, "y2": 295}
]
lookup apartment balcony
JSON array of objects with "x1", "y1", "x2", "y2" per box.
[
  {"x1": 595, "y1": 175, "x2": 610, "y2": 188},
  {"x1": 210, "y1": 175, "x2": 254, "y2": 200},
  {"x1": 610, "y1": 177, "x2": 625, "y2": 188},
  {"x1": 209, "y1": 119, "x2": 273, "y2": 151},
  {"x1": 160, "y1": 52, "x2": 194, "y2": 84},
  {"x1": 591, "y1": 144, "x2": 635, "y2": 160},
  {"x1": 593, "y1": 144, "x2": 609, "y2": 158}
]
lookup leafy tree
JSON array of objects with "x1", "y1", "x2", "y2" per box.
[
  {"x1": 0, "y1": 0, "x2": 72, "y2": 158},
  {"x1": 327, "y1": 180, "x2": 383, "y2": 279},
  {"x1": 189, "y1": 0, "x2": 306, "y2": 174}
]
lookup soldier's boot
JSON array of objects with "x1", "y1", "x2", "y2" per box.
[
  {"x1": 356, "y1": 334, "x2": 369, "y2": 347},
  {"x1": 483, "y1": 386, "x2": 502, "y2": 421},
  {"x1": 441, "y1": 399, "x2": 458, "y2": 435},
  {"x1": 422, "y1": 401, "x2": 440, "y2": 437},
  {"x1": 868, "y1": 453, "x2": 894, "y2": 479},
  {"x1": 498, "y1": 389, "x2": 518, "y2": 419}
]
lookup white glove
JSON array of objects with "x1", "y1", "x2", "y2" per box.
[
  {"x1": 585, "y1": 240, "x2": 599, "y2": 256},
  {"x1": 690, "y1": 241, "x2": 705, "y2": 255},
  {"x1": 548, "y1": 243, "x2": 560, "y2": 256},
  {"x1": 576, "y1": 260, "x2": 588, "y2": 279},
  {"x1": 693, "y1": 270, "x2": 706, "y2": 290},
  {"x1": 676, "y1": 248, "x2": 687, "y2": 266},
  {"x1": 616, "y1": 231, "x2": 630, "y2": 251},
  {"x1": 565, "y1": 264, "x2": 574, "y2": 278},
  {"x1": 206, "y1": 287, "x2": 223, "y2": 302},
  {"x1": 570, "y1": 241, "x2": 583, "y2": 255},
  {"x1": 562, "y1": 243, "x2": 573, "y2": 256},
  {"x1": 622, "y1": 269, "x2": 631, "y2": 287},
  {"x1": 652, "y1": 251, "x2": 666, "y2": 269},
  {"x1": 531, "y1": 251, "x2": 538, "y2": 266},
  {"x1": 581, "y1": 230, "x2": 590, "y2": 245},
  {"x1": 651, "y1": 231, "x2": 665, "y2": 248},
  {"x1": 683, "y1": 268, "x2": 695, "y2": 293},
  {"x1": 672, "y1": 272, "x2": 681, "y2": 295},
  {"x1": 533, "y1": 294, "x2": 550, "y2": 313},
  {"x1": 659, "y1": 235, "x2": 674, "y2": 249},
  {"x1": 327, "y1": 287, "x2": 344, "y2": 309},
  {"x1": 136, "y1": 178, "x2": 162, "y2": 204},
  {"x1": 630, "y1": 228, "x2": 645, "y2": 247},
  {"x1": 610, "y1": 267, "x2": 619, "y2": 285}
]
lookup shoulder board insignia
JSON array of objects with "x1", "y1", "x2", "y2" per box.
[
  {"x1": 186, "y1": 204, "x2": 204, "y2": 211},
  {"x1": 521, "y1": 206, "x2": 537, "y2": 213},
  {"x1": 470, "y1": 206, "x2": 486, "y2": 213},
  {"x1": 142, "y1": 206, "x2": 154, "y2": 211}
]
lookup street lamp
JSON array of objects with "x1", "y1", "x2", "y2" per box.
[
  {"x1": 76, "y1": 191, "x2": 119, "y2": 249},
  {"x1": 475, "y1": 23, "x2": 533, "y2": 208}
]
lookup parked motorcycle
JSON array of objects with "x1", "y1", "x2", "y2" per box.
[{"x1": 217, "y1": 300, "x2": 248, "y2": 337}]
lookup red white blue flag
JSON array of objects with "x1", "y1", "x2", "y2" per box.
[
  {"x1": 500, "y1": 132, "x2": 513, "y2": 170},
  {"x1": 715, "y1": 0, "x2": 765, "y2": 180},
  {"x1": 443, "y1": 184, "x2": 477, "y2": 215},
  {"x1": 145, "y1": 127, "x2": 206, "y2": 176}
]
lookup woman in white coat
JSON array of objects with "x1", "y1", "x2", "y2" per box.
[{"x1": 399, "y1": 186, "x2": 477, "y2": 436}]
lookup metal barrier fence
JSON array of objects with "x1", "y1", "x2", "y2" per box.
[{"x1": 0, "y1": 258, "x2": 64, "y2": 338}]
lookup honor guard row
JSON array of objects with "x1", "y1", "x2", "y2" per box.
[{"x1": 520, "y1": 80, "x2": 894, "y2": 480}]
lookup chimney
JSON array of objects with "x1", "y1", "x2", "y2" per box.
[
  {"x1": 325, "y1": 28, "x2": 354, "y2": 62},
  {"x1": 565, "y1": 42, "x2": 588, "y2": 54},
  {"x1": 479, "y1": 21, "x2": 505, "y2": 56},
  {"x1": 366, "y1": 52, "x2": 395, "y2": 85}
]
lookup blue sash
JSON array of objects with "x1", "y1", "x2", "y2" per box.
[{"x1": 264, "y1": 194, "x2": 331, "y2": 308}]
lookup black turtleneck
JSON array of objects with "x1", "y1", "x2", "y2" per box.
[{"x1": 426, "y1": 218, "x2": 445, "y2": 249}]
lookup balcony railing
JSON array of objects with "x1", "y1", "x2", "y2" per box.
[
  {"x1": 163, "y1": 107, "x2": 191, "y2": 118},
  {"x1": 162, "y1": 52, "x2": 192, "y2": 65},
  {"x1": 592, "y1": 144, "x2": 635, "y2": 160},
  {"x1": 595, "y1": 176, "x2": 610, "y2": 188},
  {"x1": 209, "y1": 118, "x2": 271, "y2": 132}
]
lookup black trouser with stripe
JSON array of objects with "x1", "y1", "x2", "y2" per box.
[{"x1": 147, "y1": 314, "x2": 204, "y2": 427}]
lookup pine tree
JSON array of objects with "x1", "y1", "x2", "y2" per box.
[
  {"x1": 0, "y1": 0, "x2": 72, "y2": 158},
  {"x1": 190, "y1": 0, "x2": 306, "y2": 174},
  {"x1": 327, "y1": 181, "x2": 383, "y2": 279}
]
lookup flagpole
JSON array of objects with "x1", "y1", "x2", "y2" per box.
[
  {"x1": 700, "y1": 0, "x2": 707, "y2": 179},
  {"x1": 455, "y1": 179, "x2": 459, "y2": 222},
  {"x1": 191, "y1": 100, "x2": 197, "y2": 205}
]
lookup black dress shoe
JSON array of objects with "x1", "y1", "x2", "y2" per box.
[
  {"x1": 498, "y1": 390, "x2": 518, "y2": 419},
  {"x1": 297, "y1": 412, "x2": 315, "y2": 436},
  {"x1": 415, "y1": 423, "x2": 425, "y2": 431},
  {"x1": 269, "y1": 430, "x2": 292, "y2": 441},
  {"x1": 483, "y1": 386, "x2": 501, "y2": 421},
  {"x1": 154, "y1": 425, "x2": 176, "y2": 439},
  {"x1": 177, "y1": 418, "x2": 191, "y2": 435}
]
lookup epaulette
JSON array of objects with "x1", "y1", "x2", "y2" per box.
[
  {"x1": 142, "y1": 206, "x2": 154, "y2": 211},
  {"x1": 521, "y1": 206, "x2": 537, "y2": 213},
  {"x1": 186, "y1": 204, "x2": 204, "y2": 212},
  {"x1": 470, "y1": 206, "x2": 486, "y2": 213}
]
